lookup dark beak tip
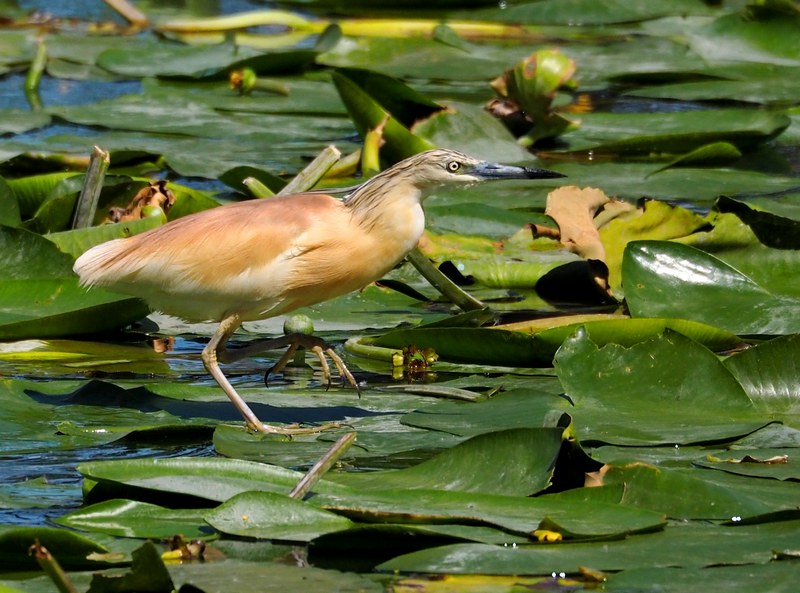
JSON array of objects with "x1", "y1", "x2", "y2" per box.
[{"x1": 523, "y1": 167, "x2": 567, "y2": 180}]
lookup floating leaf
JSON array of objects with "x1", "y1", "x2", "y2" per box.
[
  {"x1": 378, "y1": 520, "x2": 800, "y2": 574},
  {"x1": 77, "y1": 457, "x2": 351, "y2": 504},
  {"x1": 331, "y1": 428, "x2": 564, "y2": 496},
  {"x1": 603, "y1": 463, "x2": 800, "y2": 521},
  {"x1": 556, "y1": 109, "x2": 790, "y2": 155},
  {"x1": 372, "y1": 316, "x2": 739, "y2": 366},
  {"x1": 56, "y1": 500, "x2": 210, "y2": 539},
  {"x1": 206, "y1": 491, "x2": 353, "y2": 542},
  {"x1": 0, "y1": 227, "x2": 149, "y2": 339},
  {"x1": 723, "y1": 333, "x2": 800, "y2": 417},
  {"x1": 623, "y1": 240, "x2": 800, "y2": 335},
  {"x1": 0, "y1": 526, "x2": 109, "y2": 571}
]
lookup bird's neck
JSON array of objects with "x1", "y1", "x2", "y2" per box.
[{"x1": 345, "y1": 175, "x2": 428, "y2": 248}]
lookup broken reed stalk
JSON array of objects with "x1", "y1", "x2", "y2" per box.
[
  {"x1": 72, "y1": 146, "x2": 110, "y2": 229},
  {"x1": 29, "y1": 540, "x2": 80, "y2": 593},
  {"x1": 243, "y1": 176, "x2": 275, "y2": 198},
  {"x1": 278, "y1": 145, "x2": 342, "y2": 195},
  {"x1": 289, "y1": 432, "x2": 357, "y2": 499},
  {"x1": 103, "y1": 0, "x2": 149, "y2": 27}
]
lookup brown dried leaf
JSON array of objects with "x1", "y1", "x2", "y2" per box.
[{"x1": 545, "y1": 186, "x2": 610, "y2": 262}]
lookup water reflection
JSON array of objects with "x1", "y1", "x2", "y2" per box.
[{"x1": 0, "y1": 442, "x2": 215, "y2": 526}]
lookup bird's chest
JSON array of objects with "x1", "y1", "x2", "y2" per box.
[{"x1": 357, "y1": 201, "x2": 426, "y2": 274}]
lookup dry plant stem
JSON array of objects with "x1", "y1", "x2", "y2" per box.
[
  {"x1": 103, "y1": 0, "x2": 149, "y2": 27},
  {"x1": 71, "y1": 146, "x2": 110, "y2": 229},
  {"x1": 531, "y1": 223, "x2": 561, "y2": 240},
  {"x1": 29, "y1": 541, "x2": 80, "y2": 593},
  {"x1": 406, "y1": 247, "x2": 485, "y2": 312},
  {"x1": 289, "y1": 432, "x2": 357, "y2": 500},
  {"x1": 278, "y1": 145, "x2": 342, "y2": 195}
]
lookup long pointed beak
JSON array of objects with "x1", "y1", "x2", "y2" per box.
[{"x1": 473, "y1": 161, "x2": 566, "y2": 180}]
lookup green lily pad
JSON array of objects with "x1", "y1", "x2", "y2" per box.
[
  {"x1": 605, "y1": 563, "x2": 800, "y2": 593},
  {"x1": 372, "y1": 316, "x2": 739, "y2": 366},
  {"x1": 205, "y1": 491, "x2": 353, "y2": 542},
  {"x1": 479, "y1": 0, "x2": 719, "y2": 25},
  {"x1": 96, "y1": 41, "x2": 315, "y2": 79},
  {"x1": 168, "y1": 558, "x2": 383, "y2": 593},
  {"x1": 0, "y1": 177, "x2": 21, "y2": 227},
  {"x1": 331, "y1": 428, "x2": 564, "y2": 496},
  {"x1": 314, "y1": 485, "x2": 664, "y2": 539},
  {"x1": 378, "y1": 519, "x2": 800, "y2": 575},
  {"x1": 0, "y1": 226, "x2": 149, "y2": 339},
  {"x1": 695, "y1": 448, "x2": 800, "y2": 482},
  {"x1": 553, "y1": 329, "x2": 770, "y2": 445},
  {"x1": 0, "y1": 525, "x2": 109, "y2": 571},
  {"x1": 77, "y1": 457, "x2": 352, "y2": 504},
  {"x1": 0, "y1": 109, "x2": 51, "y2": 135},
  {"x1": 687, "y1": 8, "x2": 800, "y2": 66},
  {"x1": 56, "y1": 499, "x2": 210, "y2": 539},
  {"x1": 558, "y1": 109, "x2": 790, "y2": 155},
  {"x1": 723, "y1": 333, "x2": 800, "y2": 418},
  {"x1": 604, "y1": 463, "x2": 800, "y2": 521},
  {"x1": 623, "y1": 240, "x2": 800, "y2": 335}
]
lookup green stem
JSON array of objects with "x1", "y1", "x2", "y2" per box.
[
  {"x1": 279, "y1": 145, "x2": 341, "y2": 195},
  {"x1": 344, "y1": 336, "x2": 402, "y2": 364},
  {"x1": 243, "y1": 176, "x2": 275, "y2": 198},
  {"x1": 406, "y1": 247, "x2": 485, "y2": 312}
]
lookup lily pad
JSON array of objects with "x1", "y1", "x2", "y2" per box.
[
  {"x1": 622, "y1": 240, "x2": 800, "y2": 335},
  {"x1": 378, "y1": 520, "x2": 800, "y2": 575},
  {"x1": 0, "y1": 226, "x2": 149, "y2": 339},
  {"x1": 331, "y1": 428, "x2": 564, "y2": 496},
  {"x1": 205, "y1": 491, "x2": 353, "y2": 542},
  {"x1": 56, "y1": 499, "x2": 210, "y2": 539},
  {"x1": 553, "y1": 329, "x2": 769, "y2": 445},
  {"x1": 0, "y1": 525, "x2": 109, "y2": 571}
]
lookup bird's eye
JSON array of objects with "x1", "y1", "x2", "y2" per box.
[{"x1": 447, "y1": 161, "x2": 461, "y2": 172}]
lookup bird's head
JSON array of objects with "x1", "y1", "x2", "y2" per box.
[{"x1": 392, "y1": 149, "x2": 565, "y2": 189}]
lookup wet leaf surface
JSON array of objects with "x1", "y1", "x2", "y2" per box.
[{"x1": 1, "y1": 1, "x2": 800, "y2": 591}]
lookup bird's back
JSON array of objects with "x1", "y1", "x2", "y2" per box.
[
  {"x1": 74, "y1": 195, "x2": 352, "y2": 322},
  {"x1": 73, "y1": 190, "x2": 421, "y2": 323}
]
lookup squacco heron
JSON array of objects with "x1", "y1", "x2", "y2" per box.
[{"x1": 74, "y1": 149, "x2": 564, "y2": 433}]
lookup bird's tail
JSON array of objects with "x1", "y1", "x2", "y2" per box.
[{"x1": 73, "y1": 239, "x2": 129, "y2": 288}]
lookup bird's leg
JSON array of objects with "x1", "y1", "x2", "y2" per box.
[
  {"x1": 221, "y1": 332, "x2": 359, "y2": 394},
  {"x1": 202, "y1": 315, "x2": 338, "y2": 434},
  {"x1": 268, "y1": 335, "x2": 359, "y2": 395}
]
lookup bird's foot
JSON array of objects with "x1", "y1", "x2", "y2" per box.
[
  {"x1": 247, "y1": 420, "x2": 342, "y2": 435},
  {"x1": 265, "y1": 333, "x2": 361, "y2": 395}
]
